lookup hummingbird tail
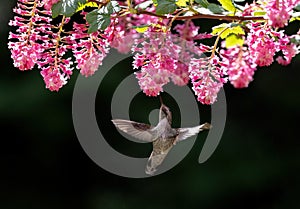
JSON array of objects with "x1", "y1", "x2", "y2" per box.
[
  {"x1": 145, "y1": 151, "x2": 169, "y2": 175},
  {"x1": 200, "y1": 122, "x2": 212, "y2": 130}
]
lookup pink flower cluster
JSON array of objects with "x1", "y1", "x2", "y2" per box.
[
  {"x1": 7, "y1": 0, "x2": 300, "y2": 104},
  {"x1": 132, "y1": 30, "x2": 187, "y2": 96},
  {"x1": 189, "y1": 57, "x2": 226, "y2": 104},
  {"x1": 220, "y1": 45, "x2": 257, "y2": 88},
  {"x1": 247, "y1": 23, "x2": 298, "y2": 67},
  {"x1": 265, "y1": 0, "x2": 300, "y2": 28},
  {"x1": 72, "y1": 13, "x2": 110, "y2": 77},
  {"x1": 8, "y1": 0, "x2": 110, "y2": 91}
]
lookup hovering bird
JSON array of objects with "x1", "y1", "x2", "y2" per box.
[{"x1": 112, "y1": 98, "x2": 211, "y2": 175}]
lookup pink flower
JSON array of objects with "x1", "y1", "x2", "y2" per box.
[
  {"x1": 79, "y1": 54, "x2": 105, "y2": 77},
  {"x1": 265, "y1": 0, "x2": 299, "y2": 28},
  {"x1": 188, "y1": 58, "x2": 225, "y2": 104},
  {"x1": 8, "y1": 40, "x2": 40, "y2": 71},
  {"x1": 72, "y1": 17, "x2": 110, "y2": 77},
  {"x1": 221, "y1": 45, "x2": 257, "y2": 88},
  {"x1": 247, "y1": 24, "x2": 277, "y2": 66},
  {"x1": 131, "y1": 26, "x2": 205, "y2": 96},
  {"x1": 135, "y1": 71, "x2": 164, "y2": 96},
  {"x1": 41, "y1": 67, "x2": 66, "y2": 91},
  {"x1": 44, "y1": 0, "x2": 60, "y2": 11},
  {"x1": 276, "y1": 44, "x2": 298, "y2": 65}
]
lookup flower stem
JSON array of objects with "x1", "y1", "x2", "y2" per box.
[{"x1": 135, "y1": 9, "x2": 265, "y2": 22}]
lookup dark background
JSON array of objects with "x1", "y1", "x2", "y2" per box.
[{"x1": 1, "y1": 1, "x2": 300, "y2": 209}]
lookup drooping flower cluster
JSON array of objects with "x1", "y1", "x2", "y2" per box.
[
  {"x1": 220, "y1": 44, "x2": 257, "y2": 88},
  {"x1": 265, "y1": 0, "x2": 300, "y2": 28},
  {"x1": 72, "y1": 12, "x2": 110, "y2": 77},
  {"x1": 7, "y1": 0, "x2": 300, "y2": 104},
  {"x1": 8, "y1": 0, "x2": 46, "y2": 71},
  {"x1": 8, "y1": 0, "x2": 111, "y2": 91},
  {"x1": 189, "y1": 57, "x2": 227, "y2": 104},
  {"x1": 247, "y1": 22, "x2": 298, "y2": 67},
  {"x1": 132, "y1": 29, "x2": 187, "y2": 96}
]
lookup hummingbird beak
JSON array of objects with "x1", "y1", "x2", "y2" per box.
[{"x1": 159, "y1": 95, "x2": 164, "y2": 105}]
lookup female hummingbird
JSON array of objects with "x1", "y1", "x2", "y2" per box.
[{"x1": 112, "y1": 98, "x2": 211, "y2": 175}]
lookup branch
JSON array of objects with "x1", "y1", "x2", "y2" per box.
[{"x1": 135, "y1": 10, "x2": 265, "y2": 22}]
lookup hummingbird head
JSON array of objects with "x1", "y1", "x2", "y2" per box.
[{"x1": 160, "y1": 104, "x2": 172, "y2": 124}]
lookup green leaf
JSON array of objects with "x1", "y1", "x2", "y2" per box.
[
  {"x1": 176, "y1": 0, "x2": 188, "y2": 7},
  {"x1": 225, "y1": 34, "x2": 244, "y2": 48},
  {"x1": 212, "y1": 23, "x2": 245, "y2": 39},
  {"x1": 195, "y1": 0, "x2": 209, "y2": 8},
  {"x1": 156, "y1": 0, "x2": 177, "y2": 15},
  {"x1": 135, "y1": 0, "x2": 153, "y2": 9},
  {"x1": 207, "y1": 3, "x2": 225, "y2": 14},
  {"x1": 85, "y1": 1, "x2": 120, "y2": 33},
  {"x1": 294, "y1": 4, "x2": 300, "y2": 11},
  {"x1": 106, "y1": 1, "x2": 121, "y2": 14},
  {"x1": 217, "y1": 0, "x2": 236, "y2": 12},
  {"x1": 86, "y1": 8, "x2": 111, "y2": 33},
  {"x1": 253, "y1": 11, "x2": 266, "y2": 16},
  {"x1": 76, "y1": 2, "x2": 98, "y2": 12},
  {"x1": 133, "y1": 24, "x2": 151, "y2": 33},
  {"x1": 52, "y1": 0, "x2": 86, "y2": 18},
  {"x1": 290, "y1": 35, "x2": 300, "y2": 44}
]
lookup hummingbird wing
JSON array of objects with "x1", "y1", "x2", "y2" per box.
[
  {"x1": 112, "y1": 119, "x2": 156, "y2": 142},
  {"x1": 176, "y1": 122, "x2": 211, "y2": 142},
  {"x1": 146, "y1": 138, "x2": 175, "y2": 175}
]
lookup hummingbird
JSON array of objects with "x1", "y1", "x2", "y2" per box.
[{"x1": 111, "y1": 97, "x2": 211, "y2": 175}]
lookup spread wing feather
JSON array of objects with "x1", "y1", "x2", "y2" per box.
[
  {"x1": 112, "y1": 119, "x2": 156, "y2": 142},
  {"x1": 176, "y1": 123, "x2": 211, "y2": 142}
]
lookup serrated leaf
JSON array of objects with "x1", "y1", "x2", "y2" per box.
[
  {"x1": 76, "y1": 2, "x2": 98, "y2": 12},
  {"x1": 86, "y1": 9, "x2": 111, "y2": 33},
  {"x1": 195, "y1": 0, "x2": 209, "y2": 8},
  {"x1": 218, "y1": 0, "x2": 236, "y2": 12},
  {"x1": 52, "y1": 0, "x2": 86, "y2": 18},
  {"x1": 212, "y1": 23, "x2": 245, "y2": 39},
  {"x1": 290, "y1": 16, "x2": 300, "y2": 22},
  {"x1": 225, "y1": 34, "x2": 244, "y2": 48},
  {"x1": 106, "y1": 1, "x2": 121, "y2": 14},
  {"x1": 156, "y1": 0, "x2": 177, "y2": 15},
  {"x1": 207, "y1": 3, "x2": 225, "y2": 14},
  {"x1": 135, "y1": 0, "x2": 153, "y2": 9},
  {"x1": 133, "y1": 24, "x2": 151, "y2": 33},
  {"x1": 176, "y1": 0, "x2": 188, "y2": 7}
]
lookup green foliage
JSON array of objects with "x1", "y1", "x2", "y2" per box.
[
  {"x1": 176, "y1": 0, "x2": 189, "y2": 7},
  {"x1": 156, "y1": 0, "x2": 177, "y2": 15},
  {"x1": 217, "y1": 0, "x2": 236, "y2": 13},
  {"x1": 135, "y1": 0, "x2": 153, "y2": 9},
  {"x1": 253, "y1": 11, "x2": 266, "y2": 16},
  {"x1": 132, "y1": 24, "x2": 151, "y2": 33},
  {"x1": 211, "y1": 23, "x2": 245, "y2": 39},
  {"x1": 207, "y1": 3, "x2": 225, "y2": 14},
  {"x1": 225, "y1": 34, "x2": 244, "y2": 48},
  {"x1": 86, "y1": 1, "x2": 121, "y2": 33},
  {"x1": 52, "y1": 0, "x2": 86, "y2": 18},
  {"x1": 76, "y1": 1, "x2": 98, "y2": 12},
  {"x1": 195, "y1": 0, "x2": 209, "y2": 8}
]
